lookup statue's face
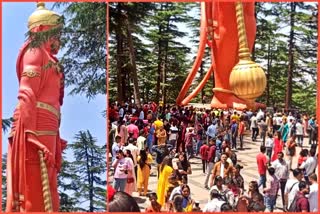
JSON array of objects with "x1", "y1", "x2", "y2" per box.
[
  {"x1": 50, "y1": 36, "x2": 60, "y2": 55},
  {"x1": 49, "y1": 28, "x2": 62, "y2": 54}
]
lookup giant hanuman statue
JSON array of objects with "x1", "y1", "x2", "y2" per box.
[{"x1": 6, "y1": 3, "x2": 66, "y2": 212}]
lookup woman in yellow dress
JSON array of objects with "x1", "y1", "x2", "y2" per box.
[
  {"x1": 137, "y1": 149, "x2": 153, "y2": 196},
  {"x1": 157, "y1": 156, "x2": 173, "y2": 207}
]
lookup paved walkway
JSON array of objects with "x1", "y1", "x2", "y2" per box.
[{"x1": 109, "y1": 134, "x2": 316, "y2": 212}]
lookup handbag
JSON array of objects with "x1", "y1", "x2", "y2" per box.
[{"x1": 127, "y1": 177, "x2": 134, "y2": 183}]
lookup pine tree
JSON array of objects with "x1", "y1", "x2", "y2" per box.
[
  {"x1": 58, "y1": 156, "x2": 81, "y2": 211},
  {"x1": 2, "y1": 154, "x2": 7, "y2": 211},
  {"x1": 254, "y1": 2, "x2": 317, "y2": 113},
  {"x1": 69, "y1": 130, "x2": 106, "y2": 212},
  {"x1": 54, "y1": 2, "x2": 107, "y2": 99}
]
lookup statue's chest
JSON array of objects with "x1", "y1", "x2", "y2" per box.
[{"x1": 42, "y1": 60, "x2": 63, "y2": 94}]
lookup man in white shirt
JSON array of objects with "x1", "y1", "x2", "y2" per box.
[
  {"x1": 295, "y1": 119, "x2": 304, "y2": 147},
  {"x1": 250, "y1": 113, "x2": 258, "y2": 141},
  {"x1": 284, "y1": 169, "x2": 303, "y2": 211},
  {"x1": 204, "y1": 189, "x2": 227, "y2": 212},
  {"x1": 308, "y1": 173, "x2": 318, "y2": 212},
  {"x1": 124, "y1": 138, "x2": 139, "y2": 179},
  {"x1": 287, "y1": 112, "x2": 295, "y2": 127},
  {"x1": 139, "y1": 109, "x2": 144, "y2": 120},
  {"x1": 299, "y1": 148, "x2": 317, "y2": 182},
  {"x1": 271, "y1": 152, "x2": 289, "y2": 210},
  {"x1": 118, "y1": 106, "x2": 125, "y2": 120},
  {"x1": 136, "y1": 130, "x2": 146, "y2": 151}
]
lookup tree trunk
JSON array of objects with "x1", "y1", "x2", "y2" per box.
[
  {"x1": 266, "y1": 40, "x2": 271, "y2": 106},
  {"x1": 125, "y1": 16, "x2": 141, "y2": 108},
  {"x1": 115, "y1": 3, "x2": 124, "y2": 102},
  {"x1": 84, "y1": 141, "x2": 93, "y2": 211},
  {"x1": 89, "y1": 147, "x2": 94, "y2": 212},
  {"x1": 156, "y1": 38, "x2": 163, "y2": 104},
  {"x1": 162, "y1": 13, "x2": 170, "y2": 107},
  {"x1": 285, "y1": 2, "x2": 295, "y2": 111},
  {"x1": 156, "y1": 5, "x2": 164, "y2": 104}
]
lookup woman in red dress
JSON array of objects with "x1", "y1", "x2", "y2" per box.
[{"x1": 271, "y1": 131, "x2": 283, "y2": 162}]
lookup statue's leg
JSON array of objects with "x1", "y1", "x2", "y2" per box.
[
  {"x1": 211, "y1": 2, "x2": 256, "y2": 109},
  {"x1": 25, "y1": 135, "x2": 58, "y2": 211}
]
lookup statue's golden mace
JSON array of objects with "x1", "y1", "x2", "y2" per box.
[
  {"x1": 229, "y1": 2, "x2": 267, "y2": 107},
  {"x1": 38, "y1": 151, "x2": 53, "y2": 212}
]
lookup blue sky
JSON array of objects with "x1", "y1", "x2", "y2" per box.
[{"x1": 2, "y1": 2, "x2": 106, "y2": 158}]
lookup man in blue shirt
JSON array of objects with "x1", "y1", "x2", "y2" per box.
[
  {"x1": 231, "y1": 120, "x2": 238, "y2": 149},
  {"x1": 206, "y1": 122, "x2": 217, "y2": 142}
]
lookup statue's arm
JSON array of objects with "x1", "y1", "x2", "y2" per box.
[{"x1": 18, "y1": 48, "x2": 54, "y2": 166}]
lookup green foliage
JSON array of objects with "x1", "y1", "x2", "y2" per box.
[
  {"x1": 254, "y1": 2, "x2": 317, "y2": 114},
  {"x1": 110, "y1": 2, "x2": 316, "y2": 112},
  {"x1": 26, "y1": 16, "x2": 64, "y2": 49},
  {"x1": 2, "y1": 154, "x2": 7, "y2": 211},
  {"x1": 67, "y1": 130, "x2": 106, "y2": 212},
  {"x1": 54, "y1": 2, "x2": 107, "y2": 99},
  {"x1": 109, "y1": 2, "x2": 195, "y2": 104},
  {"x1": 2, "y1": 118, "x2": 13, "y2": 134}
]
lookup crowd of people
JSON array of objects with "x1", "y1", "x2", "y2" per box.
[{"x1": 108, "y1": 102, "x2": 318, "y2": 212}]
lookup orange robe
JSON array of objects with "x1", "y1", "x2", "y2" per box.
[{"x1": 6, "y1": 29, "x2": 65, "y2": 212}]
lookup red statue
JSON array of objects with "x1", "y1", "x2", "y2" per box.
[
  {"x1": 6, "y1": 3, "x2": 66, "y2": 212},
  {"x1": 176, "y1": 2, "x2": 266, "y2": 109}
]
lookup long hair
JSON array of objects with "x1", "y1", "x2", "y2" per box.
[
  {"x1": 138, "y1": 149, "x2": 147, "y2": 169},
  {"x1": 160, "y1": 156, "x2": 172, "y2": 173},
  {"x1": 125, "y1": 149, "x2": 134, "y2": 163},
  {"x1": 117, "y1": 120, "x2": 125, "y2": 133},
  {"x1": 109, "y1": 191, "x2": 140, "y2": 212},
  {"x1": 172, "y1": 194, "x2": 184, "y2": 212}
]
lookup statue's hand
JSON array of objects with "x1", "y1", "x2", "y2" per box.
[
  {"x1": 43, "y1": 147, "x2": 54, "y2": 167},
  {"x1": 26, "y1": 132, "x2": 54, "y2": 167}
]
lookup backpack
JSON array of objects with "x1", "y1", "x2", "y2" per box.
[
  {"x1": 287, "y1": 182, "x2": 299, "y2": 212},
  {"x1": 230, "y1": 152, "x2": 237, "y2": 165},
  {"x1": 288, "y1": 194, "x2": 303, "y2": 212}
]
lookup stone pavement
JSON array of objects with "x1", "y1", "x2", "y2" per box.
[{"x1": 108, "y1": 135, "x2": 317, "y2": 212}]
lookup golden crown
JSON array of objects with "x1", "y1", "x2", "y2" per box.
[{"x1": 28, "y1": 2, "x2": 61, "y2": 30}]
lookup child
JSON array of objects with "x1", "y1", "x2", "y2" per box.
[{"x1": 145, "y1": 193, "x2": 162, "y2": 212}]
